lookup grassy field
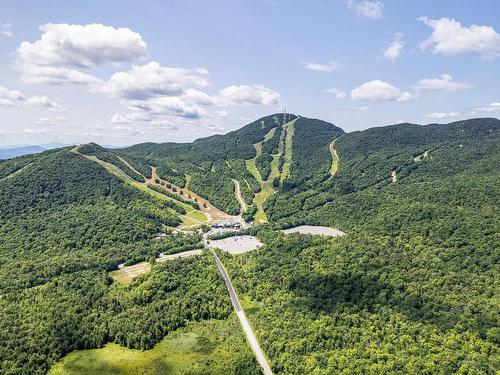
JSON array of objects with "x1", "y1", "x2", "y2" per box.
[
  {"x1": 109, "y1": 262, "x2": 152, "y2": 284},
  {"x1": 77, "y1": 153, "x2": 208, "y2": 228},
  {"x1": 329, "y1": 138, "x2": 340, "y2": 176},
  {"x1": 48, "y1": 318, "x2": 260, "y2": 375},
  {"x1": 279, "y1": 119, "x2": 296, "y2": 184}
]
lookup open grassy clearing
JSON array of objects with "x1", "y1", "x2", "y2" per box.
[
  {"x1": 329, "y1": 137, "x2": 340, "y2": 176},
  {"x1": 280, "y1": 225, "x2": 346, "y2": 237},
  {"x1": 109, "y1": 250, "x2": 204, "y2": 284},
  {"x1": 48, "y1": 317, "x2": 260, "y2": 375},
  {"x1": 73, "y1": 150, "x2": 208, "y2": 228},
  {"x1": 109, "y1": 262, "x2": 151, "y2": 284},
  {"x1": 279, "y1": 118, "x2": 297, "y2": 183},
  {"x1": 184, "y1": 174, "x2": 191, "y2": 189}
]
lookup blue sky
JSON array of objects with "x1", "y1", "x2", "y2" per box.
[{"x1": 0, "y1": 0, "x2": 499, "y2": 146}]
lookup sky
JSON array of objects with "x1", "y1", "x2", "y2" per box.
[{"x1": 0, "y1": 0, "x2": 499, "y2": 147}]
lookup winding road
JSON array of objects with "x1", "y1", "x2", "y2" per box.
[{"x1": 203, "y1": 235, "x2": 273, "y2": 375}]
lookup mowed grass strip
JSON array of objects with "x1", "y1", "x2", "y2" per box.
[
  {"x1": 329, "y1": 138, "x2": 340, "y2": 176},
  {"x1": 279, "y1": 118, "x2": 297, "y2": 184},
  {"x1": 48, "y1": 318, "x2": 259, "y2": 375}
]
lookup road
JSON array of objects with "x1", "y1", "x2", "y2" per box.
[{"x1": 203, "y1": 235, "x2": 273, "y2": 375}]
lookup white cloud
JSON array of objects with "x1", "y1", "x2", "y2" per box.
[
  {"x1": 105, "y1": 62, "x2": 210, "y2": 100},
  {"x1": 346, "y1": 1, "x2": 383, "y2": 19},
  {"x1": 0, "y1": 22, "x2": 13, "y2": 37},
  {"x1": 217, "y1": 84, "x2": 281, "y2": 106},
  {"x1": 303, "y1": 60, "x2": 339, "y2": 72},
  {"x1": 351, "y1": 80, "x2": 411, "y2": 102},
  {"x1": 419, "y1": 17, "x2": 500, "y2": 59},
  {"x1": 0, "y1": 86, "x2": 67, "y2": 113},
  {"x1": 475, "y1": 102, "x2": 500, "y2": 113},
  {"x1": 19, "y1": 23, "x2": 147, "y2": 68},
  {"x1": 325, "y1": 87, "x2": 347, "y2": 98},
  {"x1": 384, "y1": 33, "x2": 404, "y2": 60},
  {"x1": 17, "y1": 23, "x2": 147, "y2": 85},
  {"x1": 110, "y1": 112, "x2": 153, "y2": 124},
  {"x1": 15, "y1": 24, "x2": 283, "y2": 128},
  {"x1": 414, "y1": 73, "x2": 472, "y2": 91},
  {"x1": 36, "y1": 116, "x2": 66, "y2": 125},
  {"x1": 0, "y1": 86, "x2": 25, "y2": 106},
  {"x1": 26, "y1": 95, "x2": 66, "y2": 112},
  {"x1": 128, "y1": 96, "x2": 206, "y2": 119},
  {"x1": 21, "y1": 65, "x2": 104, "y2": 86},
  {"x1": 101, "y1": 62, "x2": 216, "y2": 120},
  {"x1": 346, "y1": 106, "x2": 371, "y2": 112},
  {"x1": 425, "y1": 112, "x2": 460, "y2": 119}
]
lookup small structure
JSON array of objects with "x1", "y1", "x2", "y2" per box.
[{"x1": 211, "y1": 220, "x2": 241, "y2": 229}]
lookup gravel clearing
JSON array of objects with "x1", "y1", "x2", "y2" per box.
[
  {"x1": 208, "y1": 236, "x2": 263, "y2": 254},
  {"x1": 281, "y1": 225, "x2": 345, "y2": 237}
]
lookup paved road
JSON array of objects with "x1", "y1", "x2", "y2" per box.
[{"x1": 204, "y1": 235, "x2": 273, "y2": 375}]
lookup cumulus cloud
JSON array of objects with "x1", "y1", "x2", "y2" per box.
[
  {"x1": 105, "y1": 62, "x2": 210, "y2": 100},
  {"x1": 0, "y1": 22, "x2": 13, "y2": 37},
  {"x1": 419, "y1": 17, "x2": 500, "y2": 59},
  {"x1": 425, "y1": 112, "x2": 460, "y2": 119},
  {"x1": 26, "y1": 95, "x2": 66, "y2": 112},
  {"x1": 325, "y1": 87, "x2": 347, "y2": 98},
  {"x1": 217, "y1": 84, "x2": 281, "y2": 106},
  {"x1": 17, "y1": 23, "x2": 147, "y2": 85},
  {"x1": 0, "y1": 86, "x2": 67, "y2": 113},
  {"x1": 475, "y1": 102, "x2": 500, "y2": 113},
  {"x1": 303, "y1": 60, "x2": 339, "y2": 72},
  {"x1": 384, "y1": 33, "x2": 404, "y2": 60},
  {"x1": 19, "y1": 23, "x2": 147, "y2": 68},
  {"x1": 0, "y1": 86, "x2": 25, "y2": 106},
  {"x1": 15, "y1": 23, "x2": 283, "y2": 127},
  {"x1": 414, "y1": 74, "x2": 472, "y2": 91},
  {"x1": 351, "y1": 80, "x2": 411, "y2": 102},
  {"x1": 100, "y1": 62, "x2": 217, "y2": 119},
  {"x1": 346, "y1": 1, "x2": 383, "y2": 19}
]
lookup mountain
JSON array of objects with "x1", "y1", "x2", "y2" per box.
[
  {"x1": 0, "y1": 114, "x2": 499, "y2": 375},
  {"x1": 0, "y1": 145, "x2": 46, "y2": 159}
]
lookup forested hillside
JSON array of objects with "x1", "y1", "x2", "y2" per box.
[
  {"x1": 0, "y1": 149, "x2": 255, "y2": 374},
  {"x1": 1, "y1": 115, "x2": 499, "y2": 374},
  {"x1": 229, "y1": 117, "x2": 500, "y2": 373}
]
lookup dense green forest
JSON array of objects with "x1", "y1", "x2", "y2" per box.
[
  {"x1": 1, "y1": 115, "x2": 499, "y2": 374},
  {"x1": 0, "y1": 150, "x2": 237, "y2": 374},
  {"x1": 229, "y1": 117, "x2": 500, "y2": 373}
]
